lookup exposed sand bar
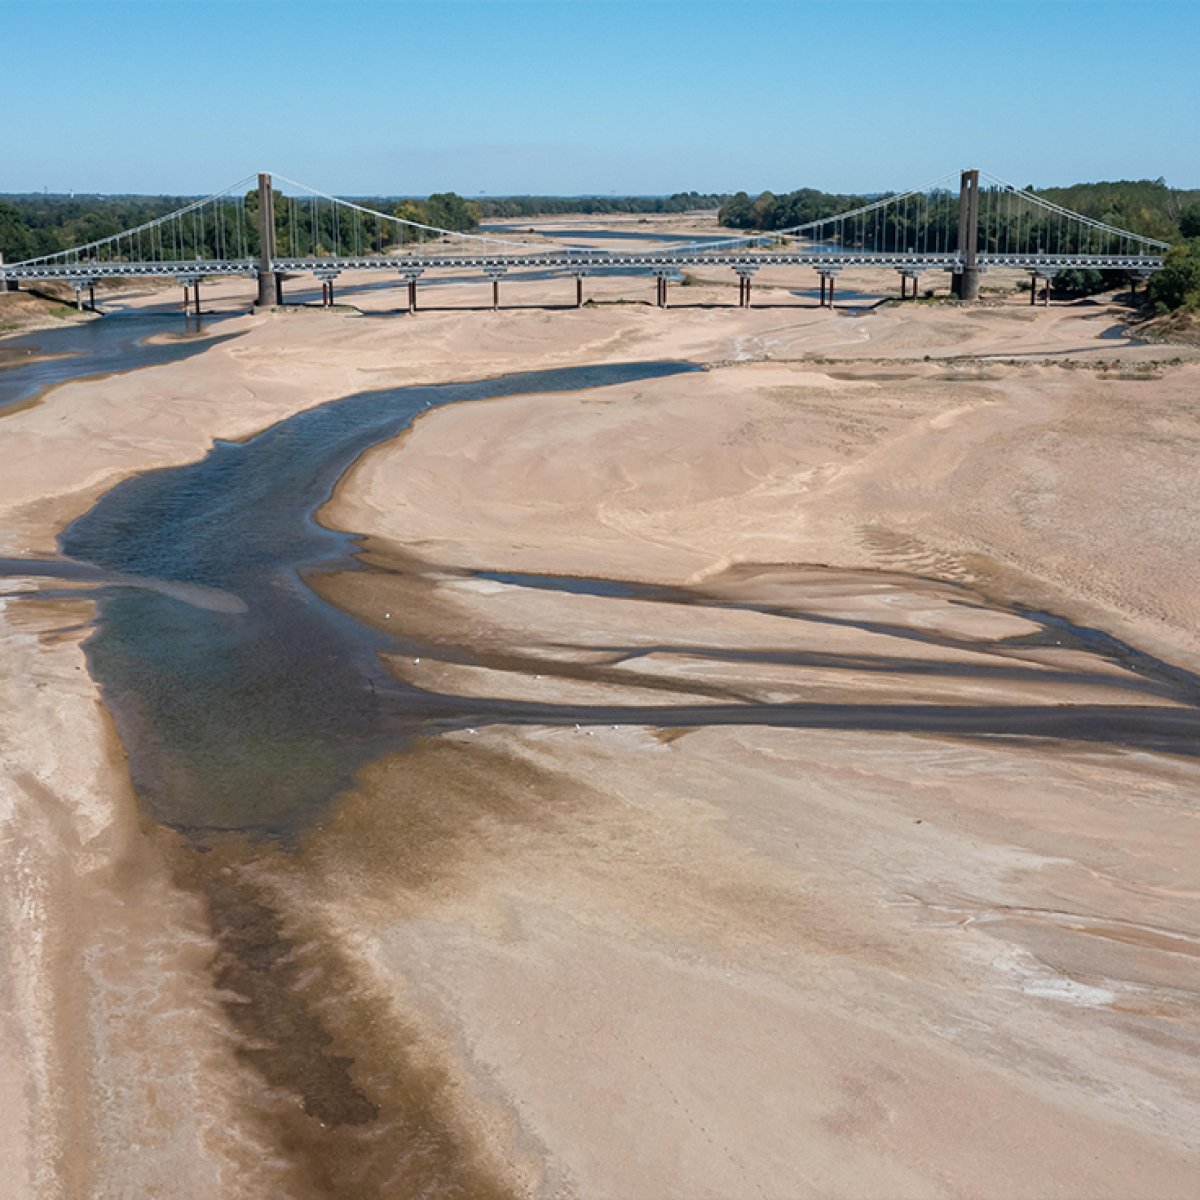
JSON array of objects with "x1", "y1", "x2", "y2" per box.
[
  {"x1": 313, "y1": 336, "x2": 1200, "y2": 1194},
  {"x1": 0, "y1": 269, "x2": 1198, "y2": 1196}
]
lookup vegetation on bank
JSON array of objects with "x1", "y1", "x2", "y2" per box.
[
  {"x1": 719, "y1": 178, "x2": 1200, "y2": 312},
  {"x1": 719, "y1": 178, "x2": 1200, "y2": 243},
  {"x1": 0, "y1": 189, "x2": 729, "y2": 264},
  {"x1": 473, "y1": 192, "x2": 728, "y2": 218},
  {"x1": 0, "y1": 190, "x2": 485, "y2": 262},
  {"x1": 1148, "y1": 239, "x2": 1200, "y2": 313}
]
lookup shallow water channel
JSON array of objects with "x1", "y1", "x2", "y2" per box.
[
  {"x1": 0, "y1": 313, "x2": 243, "y2": 411},
  {"x1": 6, "y1": 346, "x2": 1200, "y2": 842},
  {"x1": 55, "y1": 360, "x2": 698, "y2": 836}
]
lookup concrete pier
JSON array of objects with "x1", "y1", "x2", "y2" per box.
[
  {"x1": 255, "y1": 172, "x2": 280, "y2": 307},
  {"x1": 951, "y1": 168, "x2": 981, "y2": 301}
]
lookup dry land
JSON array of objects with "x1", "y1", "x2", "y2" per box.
[{"x1": 1, "y1": 259, "x2": 1198, "y2": 1198}]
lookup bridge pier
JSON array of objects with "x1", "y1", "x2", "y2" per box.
[
  {"x1": 484, "y1": 266, "x2": 506, "y2": 310},
  {"x1": 951, "y1": 168, "x2": 981, "y2": 301},
  {"x1": 1129, "y1": 270, "x2": 1152, "y2": 301},
  {"x1": 69, "y1": 276, "x2": 98, "y2": 312},
  {"x1": 574, "y1": 273, "x2": 585, "y2": 307},
  {"x1": 254, "y1": 172, "x2": 280, "y2": 308},
  {"x1": 1031, "y1": 271, "x2": 1056, "y2": 307},
  {"x1": 655, "y1": 272, "x2": 670, "y2": 308},
  {"x1": 734, "y1": 266, "x2": 758, "y2": 308},
  {"x1": 315, "y1": 269, "x2": 340, "y2": 307},
  {"x1": 900, "y1": 270, "x2": 925, "y2": 300},
  {"x1": 818, "y1": 269, "x2": 842, "y2": 308},
  {"x1": 177, "y1": 274, "x2": 202, "y2": 316},
  {"x1": 397, "y1": 269, "x2": 423, "y2": 313}
]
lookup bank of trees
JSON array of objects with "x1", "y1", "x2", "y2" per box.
[
  {"x1": 717, "y1": 177, "x2": 1200, "y2": 313},
  {"x1": 0, "y1": 189, "x2": 485, "y2": 262},
  {"x1": 1149, "y1": 239, "x2": 1200, "y2": 312},
  {"x1": 720, "y1": 178, "x2": 1200, "y2": 246},
  {"x1": 475, "y1": 191, "x2": 728, "y2": 218},
  {"x1": 0, "y1": 194, "x2": 195, "y2": 261},
  {"x1": 0, "y1": 187, "x2": 736, "y2": 263}
]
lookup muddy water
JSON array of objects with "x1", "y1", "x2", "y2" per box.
[{"x1": 0, "y1": 313, "x2": 244, "y2": 411}]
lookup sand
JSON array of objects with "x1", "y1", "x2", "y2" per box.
[{"x1": 1, "y1": 261, "x2": 1198, "y2": 1197}]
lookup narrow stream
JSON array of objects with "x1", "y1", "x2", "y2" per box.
[{"x1": 0, "y1": 313, "x2": 243, "y2": 411}]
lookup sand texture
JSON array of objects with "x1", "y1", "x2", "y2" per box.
[{"x1": 1, "y1": 264, "x2": 1198, "y2": 1197}]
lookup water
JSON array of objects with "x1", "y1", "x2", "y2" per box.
[
  {"x1": 9, "y1": 353, "x2": 1199, "y2": 842},
  {"x1": 0, "y1": 314, "x2": 243, "y2": 411},
  {"x1": 791, "y1": 287, "x2": 886, "y2": 304},
  {"x1": 56, "y1": 361, "x2": 699, "y2": 837}
]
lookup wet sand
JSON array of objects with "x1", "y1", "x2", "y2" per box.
[{"x1": 1, "y1": 264, "x2": 1199, "y2": 1197}]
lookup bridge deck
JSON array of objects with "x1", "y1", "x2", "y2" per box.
[{"x1": 1, "y1": 250, "x2": 1165, "y2": 282}]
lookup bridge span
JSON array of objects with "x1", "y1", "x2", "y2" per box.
[{"x1": 1, "y1": 169, "x2": 1168, "y2": 314}]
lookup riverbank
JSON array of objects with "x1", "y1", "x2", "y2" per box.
[{"x1": 1, "y1": 275, "x2": 1198, "y2": 1196}]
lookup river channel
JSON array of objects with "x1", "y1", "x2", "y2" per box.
[
  {"x1": 4, "y1": 336, "x2": 1199, "y2": 844},
  {"x1": 0, "y1": 312, "x2": 243, "y2": 411}
]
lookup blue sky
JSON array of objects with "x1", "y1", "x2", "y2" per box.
[{"x1": 2, "y1": 0, "x2": 1197, "y2": 196}]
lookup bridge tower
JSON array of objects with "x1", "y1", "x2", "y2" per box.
[
  {"x1": 255, "y1": 172, "x2": 281, "y2": 307},
  {"x1": 952, "y1": 168, "x2": 981, "y2": 301}
]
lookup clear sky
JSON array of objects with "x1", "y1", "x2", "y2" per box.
[{"x1": 3, "y1": 0, "x2": 1197, "y2": 197}]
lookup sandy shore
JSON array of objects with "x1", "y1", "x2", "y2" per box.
[{"x1": 1, "y1": 265, "x2": 1198, "y2": 1197}]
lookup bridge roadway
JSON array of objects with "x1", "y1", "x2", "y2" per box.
[{"x1": 1, "y1": 249, "x2": 1164, "y2": 284}]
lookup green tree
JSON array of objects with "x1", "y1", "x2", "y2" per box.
[
  {"x1": 1180, "y1": 203, "x2": 1200, "y2": 239},
  {"x1": 1148, "y1": 239, "x2": 1200, "y2": 312},
  {"x1": 424, "y1": 192, "x2": 477, "y2": 232}
]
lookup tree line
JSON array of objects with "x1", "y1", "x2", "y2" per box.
[
  {"x1": 474, "y1": 191, "x2": 728, "y2": 218},
  {"x1": 719, "y1": 178, "x2": 1200, "y2": 312},
  {"x1": 0, "y1": 188, "x2": 729, "y2": 263}
]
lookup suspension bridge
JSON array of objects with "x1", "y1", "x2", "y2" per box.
[{"x1": 0, "y1": 169, "x2": 1168, "y2": 313}]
